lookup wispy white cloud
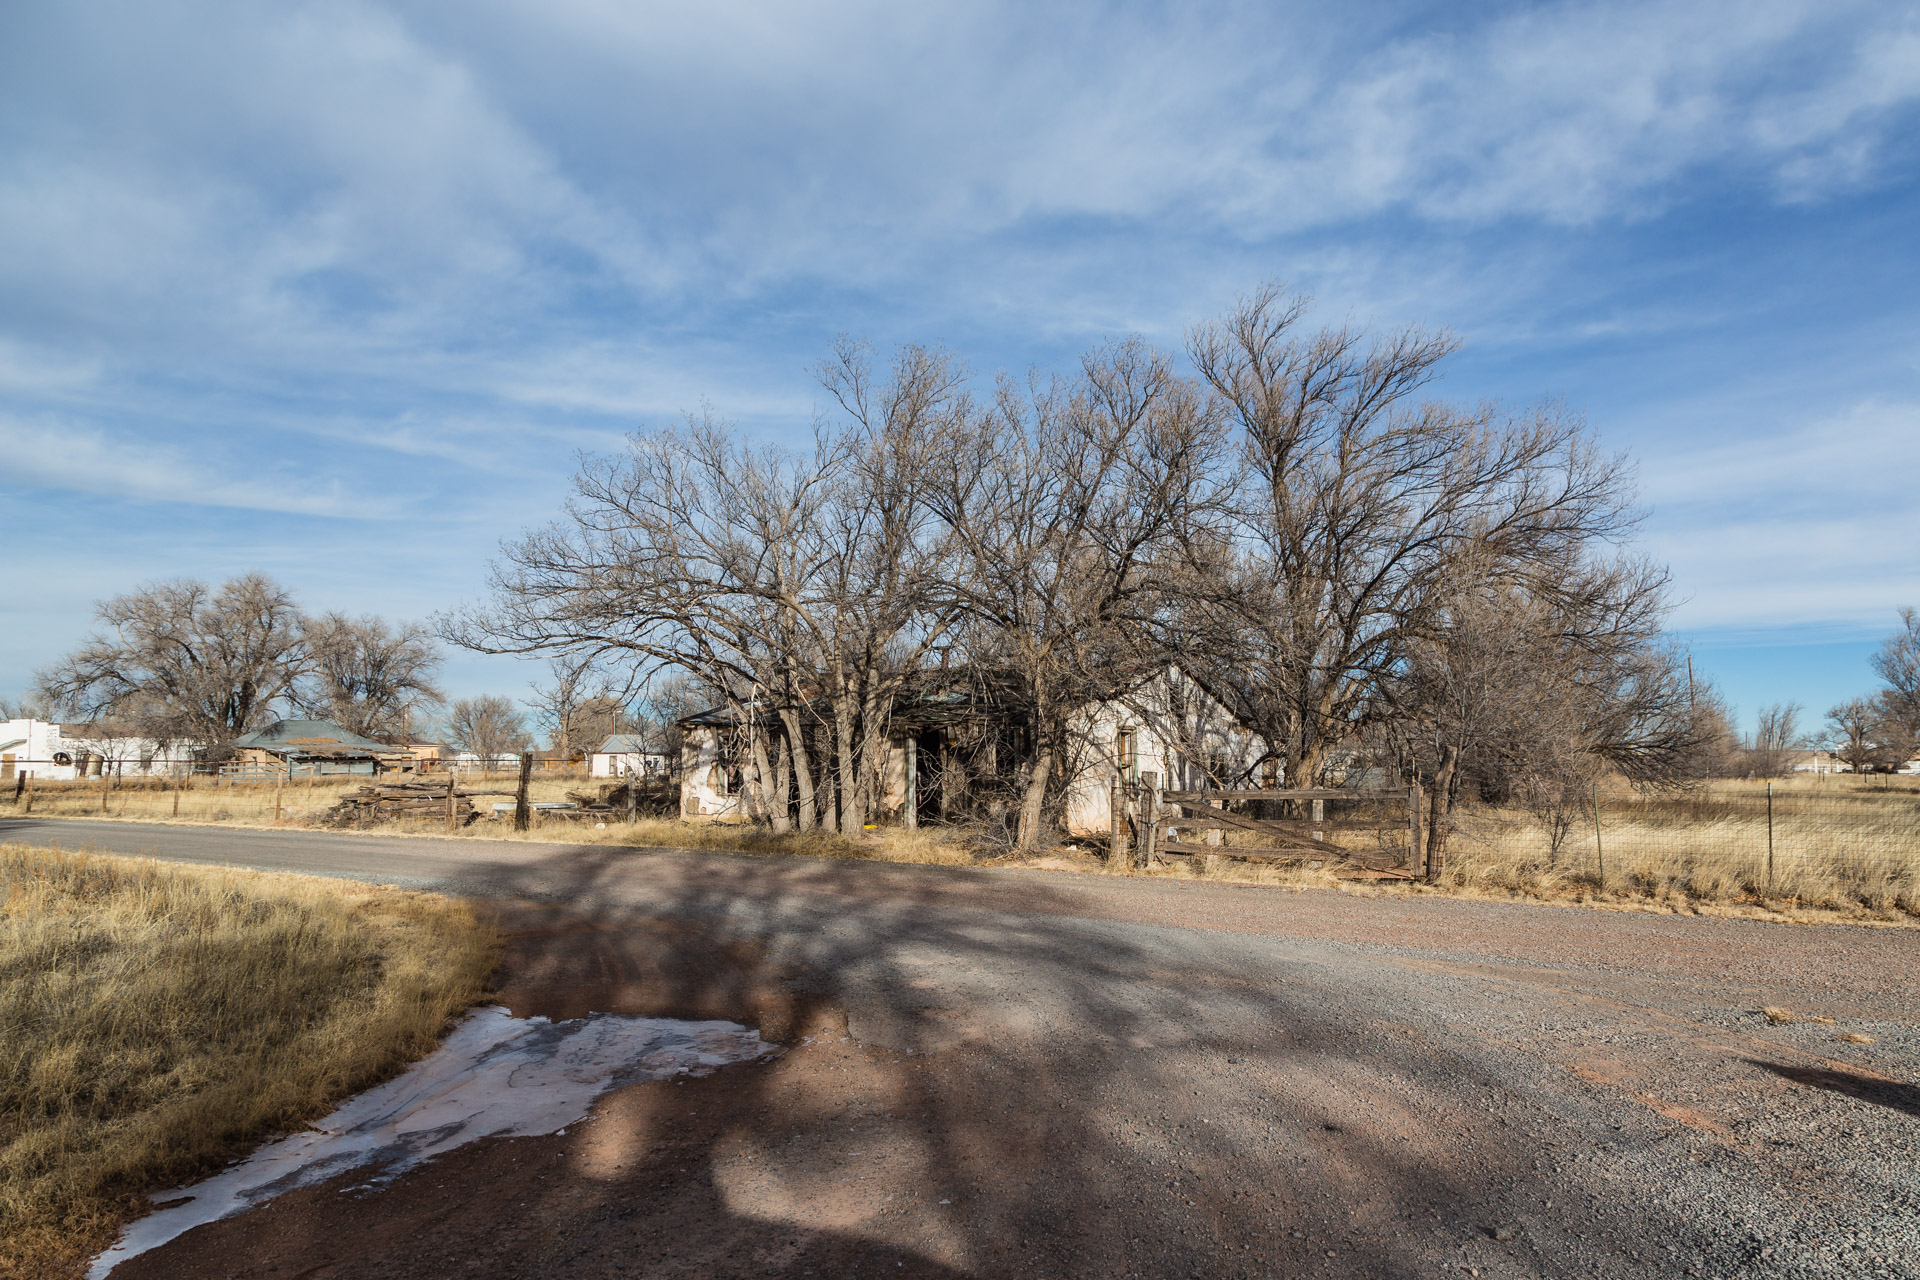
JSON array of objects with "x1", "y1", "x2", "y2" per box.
[
  {"x1": 2, "y1": 415, "x2": 396, "y2": 519},
  {"x1": 1641, "y1": 400, "x2": 1920, "y2": 628}
]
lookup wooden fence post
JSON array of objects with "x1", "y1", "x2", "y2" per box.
[
  {"x1": 11, "y1": 772, "x2": 23, "y2": 805},
  {"x1": 23, "y1": 774, "x2": 33, "y2": 814},
  {"x1": 101, "y1": 775, "x2": 111, "y2": 814},
  {"x1": 173, "y1": 783, "x2": 181, "y2": 818},
  {"x1": 274, "y1": 777, "x2": 283, "y2": 824},
  {"x1": 446, "y1": 774, "x2": 458, "y2": 833},
  {"x1": 1109, "y1": 768, "x2": 1129, "y2": 867},
  {"x1": 1138, "y1": 772, "x2": 1160, "y2": 869},
  {"x1": 514, "y1": 752, "x2": 533, "y2": 832}
]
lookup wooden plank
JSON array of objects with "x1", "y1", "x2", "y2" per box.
[
  {"x1": 1160, "y1": 839, "x2": 1416, "y2": 872},
  {"x1": 1161, "y1": 788, "x2": 1408, "y2": 803},
  {"x1": 1165, "y1": 805, "x2": 1400, "y2": 841},
  {"x1": 1158, "y1": 840, "x2": 1328, "y2": 861}
]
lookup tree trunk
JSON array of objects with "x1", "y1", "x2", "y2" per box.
[
  {"x1": 747, "y1": 728, "x2": 779, "y2": 830},
  {"x1": 1015, "y1": 726, "x2": 1055, "y2": 852},
  {"x1": 1424, "y1": 744, "x2": 1460, "y2": 883},
  {"x1": 773, "y1": 736, "x2": 793, "y2": 832},
  {"x1": 833, "y1": 697, "x2": 861, "y2": 835},
  {"x1": 777, "y1": 709, "x2": 816, "y2": 831}
]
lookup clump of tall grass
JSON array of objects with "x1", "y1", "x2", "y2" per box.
[{"x1": 0, "y1": 844, "x2": 497, "y2": 1279}]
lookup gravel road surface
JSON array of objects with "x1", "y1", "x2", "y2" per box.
[{"x1": 10, "y1": 817, "x2": 1918, "y2": 1280}]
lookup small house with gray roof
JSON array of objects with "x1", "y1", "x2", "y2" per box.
[{"x1": 230, "y1": 719, "x2": 413, "y2": 776}]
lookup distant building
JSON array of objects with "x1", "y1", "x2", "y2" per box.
[
  {"x1": 1786, "y1": 749, "x2": 1847, "y2": 775},
  {"x1": 0, "y1": 719, "x2": 190, "y2": 780},
  {"x1": 590, "y1": 734, "x2": 670, "y2": 779},
  {"x1": 230, "y1": 719, "x2": 413, "y2": 776}
]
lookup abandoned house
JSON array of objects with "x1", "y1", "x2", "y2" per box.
[
  {"x1": 229, "y1": 719, "x2": 414, "y2": 776},
  {"x1": 676, "y1": 663, "x2": 1269, "y2": 835}
]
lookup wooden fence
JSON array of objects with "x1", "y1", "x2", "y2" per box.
[{"x1": 1113, "y1": 772, "x2": 1428, "y2": 878}]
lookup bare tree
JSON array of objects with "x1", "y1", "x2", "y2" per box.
[
  {"x1": 1747, "y1": 702, "x2": 1805, "y2": 776},
  {"x1": 302, "y1": 612, "x2": 443, "y2": 741},
  {"x1": 1871, "y1": 607, "x2": 1920, "y2": 764},
  {"x1": 929, "y1": 339, "x2": 1222, "y2": 849},
  {"x1": 443, "y1": 696, "x2": 530, "y2": 767},
  {"x1": 35, "y1": 575, "x2": 309, "y2": 750},
  {"x1": 1385, "y1": 557, "x2": 1706, "y2": 873},
  {"x1": 444, "y1": 345, "x2": 969, "y2": 836},
  {"x1": 0, "y1": 693, "x2": 49, "y2": 720},
  {"x1": 528, "y1": 655, "x2": 622, "y2": 760},
  {"x1": 1825, "y1": 698, "x2": 1896, "y2": 774},
  {"x1": 1180, "y1": 285, "x2": 1642, "y2": 792}
]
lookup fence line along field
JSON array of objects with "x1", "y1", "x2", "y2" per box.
[
  {"x1": 0, "y1": 843, "x2": 497, "y2": 1280},
  {"x1": 1437, "y1": 775, "x2": 1920, "y2": 916},
  {"x1": 7, "y1": 769, "x2": 1919, "y2": 920}
]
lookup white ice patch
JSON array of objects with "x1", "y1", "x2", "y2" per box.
[{"x1": 88, "y1": 1007, "x2": 773, "y2": 1278}]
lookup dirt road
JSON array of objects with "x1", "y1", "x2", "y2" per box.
[{"x1": 11, "y1": 818, "x2": 1918, "y2": 1279}]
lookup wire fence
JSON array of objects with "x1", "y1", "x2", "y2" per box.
[
  {"x1": 0, "y1": 755, "x2": 598, "y2": 783},
  {"x1": 1443, "y1": 777, "x2": 1920, "y2": 901}
]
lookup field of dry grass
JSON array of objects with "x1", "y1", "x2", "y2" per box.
[
  {"x1": 12, "y1": 771, "x2": 1919, "y2": 921},
  {"x1": 1438, "y1": 775, "x2": 1920, "y2": 919},
  {"x1": 1125, "y1": 775, "x2": 1920, "y2": 922},
  {"x1": 0, "y1": 843, "x2": 497, "y2": 1280}
]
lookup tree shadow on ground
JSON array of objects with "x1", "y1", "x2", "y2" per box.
[
  {"x1": 114, "y1": 842, "x2": 1691, "y2": 1280},
  {"x1": 1742, "y1": 1059, "x2": 1920, "y2": 1118}
]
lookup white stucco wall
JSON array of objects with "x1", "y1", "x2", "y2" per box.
[
  {"x1": 0, "y1": 720, "x2": 191, "y2": 781},
  {"x1": 1058, "y1": 666, "x2": 1268, "y2": 837},
  {"x1": 678, "y1": 727, "x2": 744, "y2": 818}
]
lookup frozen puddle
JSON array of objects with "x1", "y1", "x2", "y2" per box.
[{"x1": 89, "y1": 1006, "x2": 773, "y2": 1278}]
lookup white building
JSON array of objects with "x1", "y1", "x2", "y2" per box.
[
  {"x1": 1056, "y1": 664, "x2": 1269, "y2": 836},
  {"x1": 589, "y1": 734, "x2": 670, "y2": 779},
  {"x1": 0, "y1": 719, "x2": 193, "y2": 781}
]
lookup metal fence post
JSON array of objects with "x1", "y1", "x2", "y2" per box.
[
  {"x1": 1766, "y1": 780, "x2": 1775, "y2": 890},
  {"x1": 1408, "y1": 778, "x2": 1424, "y2": 877},
  {"x1": 1591, "y1": 782, "x2": 1605, "y2": 885}
]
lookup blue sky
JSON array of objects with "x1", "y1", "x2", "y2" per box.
[{"x1": 3, "y1": 0, "x2": 1917, "y2": 734}]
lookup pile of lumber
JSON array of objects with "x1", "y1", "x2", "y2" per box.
[
  {"x1": 562, "y1": 778, "x2": 678, "y2": 820},
  {"x1": 321, "y1": 781, "x2": 505, "y2": 827}
]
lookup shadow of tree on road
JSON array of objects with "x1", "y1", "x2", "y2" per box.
[
  {"x1": 106, "y1": 842, "x2": 1692, "y2": 1280},
  {"x1": 1743, "y1": 1059, "x2": 1920, "y2": 1119}
]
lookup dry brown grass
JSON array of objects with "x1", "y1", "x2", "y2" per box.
[
  {"x1": 1433, "y1": 776, "x2": 1920, "y2": 920},
  {"x1": 0, "y1": 843, "x2": 498, "y2": 1280},
  {"x1": 15, "y1": 772, "x2": 1920, "y2": 922}
]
